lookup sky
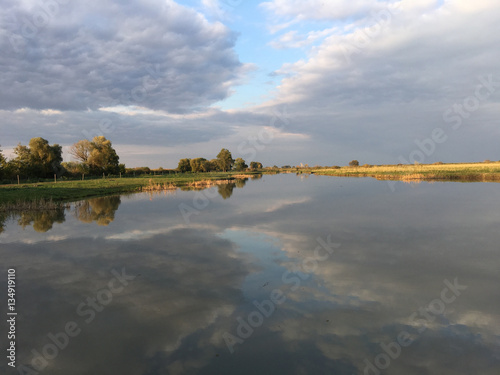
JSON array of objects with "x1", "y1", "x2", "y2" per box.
[{"x1": 1, "y1": 0, "x2": 499, "y2": 168}]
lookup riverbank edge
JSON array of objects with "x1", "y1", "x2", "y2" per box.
[
  {"x1": 0, "y1": 172, "x2": 264, "y2": 209},
  {"x1": 310, "y1": 162, "x2": 500, "y2": 183}
]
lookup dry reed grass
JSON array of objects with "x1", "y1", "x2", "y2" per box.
[
  {"x1": 142, "y1": 179, "x2": 177, "y2": 192},
  {"x1": 231, "y1": 174, "x2": 254, "y2": 179},
  {"x1": 314, "y1": 162, "x2": 500, "y2": 182},
  {"x1": 185, "y1": 179, "x2": 233, "y2": 188}
]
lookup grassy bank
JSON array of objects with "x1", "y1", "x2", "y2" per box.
[
  {"x1": 311, "y1": 162, "x2": 500, "y2": 182},
  {"x1": 0, "y1": 172, "x2": 261, "y2": 207}
]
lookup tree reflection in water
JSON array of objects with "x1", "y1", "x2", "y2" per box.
[
  {"x1": 0, "y1": 179, "x2": 253, "y2": 234},
  {"x1": 0, "y1": 196, "x2": 122, "y2": 235},
  {"x1": 17, "y1": 208, "x2": 66, "y2": 232},
  {"x1": 73, "y1": 196, "x2": 121, "y2": 226}
]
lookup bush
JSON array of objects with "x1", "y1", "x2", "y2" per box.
[{"x1": 349, "y1": 160, "x2": 359, "y2": 167}]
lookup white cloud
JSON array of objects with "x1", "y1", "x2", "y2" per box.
[
  {"x1": 261, "y1": 0, "x2": 390, "y2": 21},
  {"x1": 269, "y1": 27, "x2": 340, "y2": 49}
]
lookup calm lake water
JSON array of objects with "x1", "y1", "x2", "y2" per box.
[{"x1": 1, "y1": 174, "x2": 500, "y2": 374}]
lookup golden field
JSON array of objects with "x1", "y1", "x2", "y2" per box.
[{"x1": 311, "y1": 162, "x2": 500, "y2": 182}]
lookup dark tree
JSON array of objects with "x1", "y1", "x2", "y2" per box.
[
  {"x1": 0, "y1": 146, "x2": 7, "y2": 179},
  {"x1": 11, "y1": 138, "x2": 63, "y2": 178},
  {"x1": 234, "y1": 158, "x2": 248, "y2": 171},
  {"x1": 177, "y1": 158, "x2": 192, "y2": 173},
  {"x1": 217, "y1": 148, "x2": 234, "y2": 172},
  {"x1": 249, "y1": 161, "x2": 263, "y2": 170},
  {"x1": 70, "y1": 136, "x2": 119, "y2": 175},
  {"x1": 190, "y1": 158, "x2": 207, "y2": 173}
]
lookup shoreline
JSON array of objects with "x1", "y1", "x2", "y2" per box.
[
  {"x1": 311, "y1": 162, "x2": 500, "y2": 183},
  {"x1": 2, "y1": 162, "x2": 500, "y2": 208},
  {"x1": 0, "y1": 172, "x2": 262, "y2": 209}
]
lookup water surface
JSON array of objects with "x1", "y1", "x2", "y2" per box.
[{"x1": 1, "y1": 174, "x2": 499, "y2": 374}]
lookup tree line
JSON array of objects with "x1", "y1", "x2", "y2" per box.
[
  {"x1": 177, "y1": 148, "x2": 263, "y2": 173},
  {"x1": 0, "y1": 140, "x2": 263, "y2": 182},
  {"x1": 0, "y1": 136, "x2": 122, "y2": 181},
  {"x1": 0, "y1": 137, "x2": 63, "y2": 180}
]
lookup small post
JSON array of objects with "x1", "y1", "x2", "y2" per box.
[
  {"x1": 82, "y1": 173, "x2": 84, "y2": 181},
  {"x1": 17, "y1": 175, "x2": 20, "y2": 185},
  {"x1": 103, "y1": 172, "x2": 105, "y2": 179},
  {"x1": 120, "y1": 172, "x2": 122, "y2": 178},
  {"x1": 54, "y1": 174, "x2": 57, "y2": 183}
]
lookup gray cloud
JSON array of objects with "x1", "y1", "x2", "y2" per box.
[
  {"x1": 259, "y1": 0, "x2": 500, "y2": 164},
  {"x1": 0, "y1": 227, "x2": 254, "y2": 374},
  {"x1": 2, "y1": 1, "x2": 500, "y2": 168},
  {"x1": 1, "y1": 0, "x2": 247, "y2": 113}
]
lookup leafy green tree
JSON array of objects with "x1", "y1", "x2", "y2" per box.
[
  {"x1": 132, "y1": 167, "x2": 150, "y2": 175},
  {"x1": 70, "y1": 136, "x2": 119, "y2": 175},
  {"x1": 88, "y1": 136, "x2": 119, "y2": 174},
  {"x1": 10, "y1": 138, "x2": 62, "y2": 178},
  {"x1": 234, "y1": 158, "x2": 248, "y2": 171},
  {"x1": 178, "y1": 158, "x2": 192, "y2": 173},
  {"x1": 0, "y1": 146, "x2": 7, "y2": 179},
  {"x1": 190, "y1": 158, "x2": 207, "y2": 173},
  {"x1": 69, "y1": 139, "x2": 92, "y2": 164},
  {"x1": 208, "y1": 159, "x2": 220, "y2": 172},
  {"x1": 29, "y1": 137, "x2": 63, "y2": 177},
  {"x1": 61, "y1": 162, "x2": 88, "y2": 176},
  {"x1": 217, "y1": 148, "x2": 234, "y2": 172},
  {"x1": 10, "y1": 144, "x2": 32, "y2": 176},
  {"x1": 249, "y1": 161, "x2": 263, "y2": 170}
]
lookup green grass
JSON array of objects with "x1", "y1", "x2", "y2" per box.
[{"x1": 0, "y1": 172, "x2": 262, "y2": 206}]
